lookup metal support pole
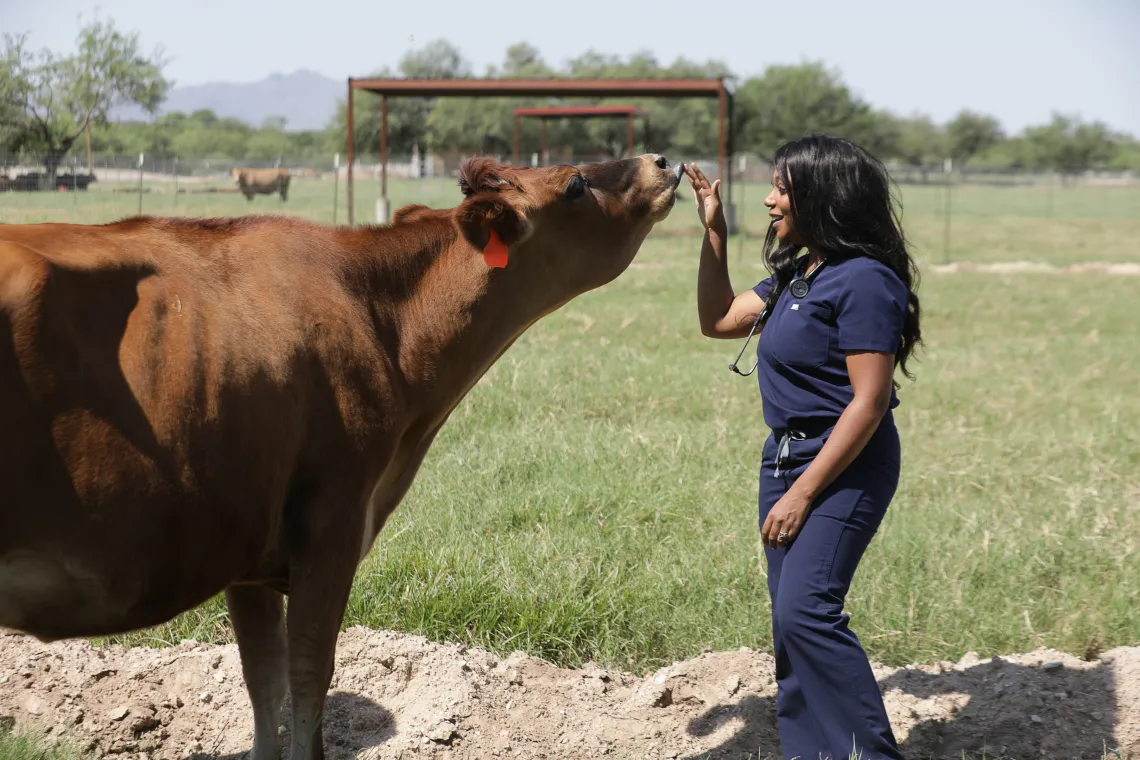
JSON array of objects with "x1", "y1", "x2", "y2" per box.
[
  {"x1": 727, "y1": 92, "x2": 735, "y2": 232},
  {"x1": 540, "y1": 120, "x2": 547, "y2": 166},
  {"x1": 380, "y1": 95, "x2": 388, "y2": 201},
  {"x1": 513, "y1": 114, "x2": 520, "y2": 165},
  {"x1": 717, "y1": 88, "x2": 727, "y2": 189},
  {"x1": 346, "y1": 79, "x2": 355, "y2": 225}
]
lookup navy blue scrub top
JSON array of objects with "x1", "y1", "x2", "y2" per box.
[{"x1": 752, "y1": 254, "x2": 908, "y2": 433}]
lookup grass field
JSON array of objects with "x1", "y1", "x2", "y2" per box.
[{"x1": 2, "y1": 174, "x2": 1138, "y2": 677}]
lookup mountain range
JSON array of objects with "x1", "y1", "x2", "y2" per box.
[{"x1": 110, "y1": 70, "x2": 345, "y2": 132}]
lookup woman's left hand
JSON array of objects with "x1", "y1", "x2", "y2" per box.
[{"x1": 761, "y1": 490, "x2": 813, "y2": 549}]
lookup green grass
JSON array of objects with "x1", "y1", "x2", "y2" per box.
[
  {"x1": 3, "y1": 176, "x2": 1139, "y2": 677},
  {"x1": 0, "y1": 724, "x2": 89, "y2": 760}
]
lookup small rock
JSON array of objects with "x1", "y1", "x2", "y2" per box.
[
  {"x1": 1091, "y1": 711, "x2": 1104, "y2": 721},
  {"x1": 198, "y1": 691, "x2": 212, "y2": 704},
  {"x1": 210, "y1": 655, "x2": 223, "y2": 670},
  {"x1": 724, "y1": 674, "x2": 741, "y2": 696},
  {"x1": 109, "y1": 706, "x2": 131, "y2": 722},
  {"x1": 0, "y1": 675, "x2": 8, "y2": 685},
  {"x1": 427, "y1": 720, "x2": 458, "y2": 744},
  {"x1": 26, "y1": 697, "x2": 46, "y2": 716},
  {"x1": 1099, "y1": 653, "x2": 1115, "y2": 665},
  {"x1": 213, "y1": 672, "x2": 226, "y2": 684},
  {"x1": 956, "y1": 651, "x2": 981, "y2": 669},
  {"x1": 506, "y1": 669, "x2": 522, "y2": 686},
  {"x1": 1030, "y1": 714, "x2": 1043, "y2": 723},
  {"x1": 1042, "y1": 661, "x2": 1063, "y2": 671}
]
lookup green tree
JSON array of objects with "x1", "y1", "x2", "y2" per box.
[
  {"x1": 330, "y1": 40, "x2": 474, "y2": 157},
  {"x1": 1025, "y1": 112, "x2": 1117, "y2": 181},
  {"x1": 945, "y1": 110, "x2": 1004, "y2": 168},
  {"x1": 0, "y1": 16, "x2": 170, "y2": 182},
  {"x1": 734, "y1": 62, "x2": 876, "y2": 160},
  {"x1": 894, "y1": 114, "x2": 947, "y2": 180}
]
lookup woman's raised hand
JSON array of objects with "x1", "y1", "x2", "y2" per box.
[{"x1": 684, "y1": 163, "x2": 724, "y2": 234}]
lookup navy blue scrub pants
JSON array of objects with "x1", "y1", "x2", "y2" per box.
[{"x1": 759, "y1": 414, "x2": 905, "y2": 760}]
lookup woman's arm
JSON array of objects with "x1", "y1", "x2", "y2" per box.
[
  {"x1": 759, "y1": 350, "x2": 895, "y2": 548},
  {"x1": 687, "y1": 164, "x2": 768, "y2": 340}
]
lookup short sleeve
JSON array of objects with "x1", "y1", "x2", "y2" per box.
[
  {"x1": 752, "y1": 274, "x2": 776, "y2": 301},
  {"x1": 835, "y1": 262, "x2": 908, "y2": 353}
]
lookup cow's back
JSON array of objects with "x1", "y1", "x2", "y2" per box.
[{"x1": 0, "y1": 218, "x2": 367, "y2": 638}]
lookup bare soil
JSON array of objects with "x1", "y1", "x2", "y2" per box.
[{"x1": 1, "y1": 627, "x2": 1136, "y2": 760}]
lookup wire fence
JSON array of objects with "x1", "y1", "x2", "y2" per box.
[
  {"x1": 4, "y1": 149, "x2": 1137, "y2": 186},
  {"x1": 3, "y1": 151, "x2": 1138, "y2": 266}
]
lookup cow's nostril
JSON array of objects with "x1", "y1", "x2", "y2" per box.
[{"x1": 654, "y1": 155, "x2": 668, "y2": 170}]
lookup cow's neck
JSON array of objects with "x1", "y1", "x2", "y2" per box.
[{"x1": 356, "y1": 219, "x2": 553, "y2": 425}]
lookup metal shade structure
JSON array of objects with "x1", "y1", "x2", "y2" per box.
[
  {"x1": 344, "y1": 77, "x2": 734, "y2": 224},
  {"x1": 512, "y1": 105, "x2": 649, "y2": 166}
]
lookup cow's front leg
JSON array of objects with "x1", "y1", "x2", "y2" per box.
[
  {"x1": 284, "y1": 492, "x2": 363, "y2": 760},
  {"x1": 225, "y1": 585, "x2": 288, "y2": 760}
]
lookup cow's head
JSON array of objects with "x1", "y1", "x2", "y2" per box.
[{"x1": 453, "y1": 154, "x2": 683, "y2": 301}]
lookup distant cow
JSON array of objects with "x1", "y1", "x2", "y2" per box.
[
  {"x1": 232, "y1": 166, "x2": 290, "y2": 201},
  {"x1": 0, "y1": 154, "x2": 684, "y2": 760}
]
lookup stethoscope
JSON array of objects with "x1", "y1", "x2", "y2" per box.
[{"x1": 728, "y1": 259, "x2": 828, "y2": 377}]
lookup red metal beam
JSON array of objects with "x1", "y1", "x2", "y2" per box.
[
  {"x1": 512, "y1": 105, "x2": 645, "y2": 118},
  {"x1": 350, "y1": 78, "x2": 726, "y2": 98}
]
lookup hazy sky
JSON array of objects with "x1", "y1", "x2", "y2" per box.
[{"x1": 4, "y1": 0, "x2": 1138, "y2": 135}]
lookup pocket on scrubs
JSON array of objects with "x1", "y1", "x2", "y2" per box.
[{"x1": 773, "y1": 302, "x2": 833, "y2": 369}]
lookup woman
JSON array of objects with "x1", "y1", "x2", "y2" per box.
[{"x1": 686, "y1": 134, "x2": 921, "y2": 760}]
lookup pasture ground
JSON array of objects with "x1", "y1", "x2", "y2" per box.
[{"x1": 1, "y1": 174, "x2": 1138, "y2": 758}]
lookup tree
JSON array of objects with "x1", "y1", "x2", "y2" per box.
[
  {"x1": 945, "y1": 110, "x2": 1003, "y2": 168},
  {"x1": 0, "y1": 16, "x2": 170, "y2": 183},
  {"x1": 1025, "y1": 112, "x2": 1117, "y2": 182},
  {"x1": 734, "y1": 62, "x2": 876, "y2": 160},
  {"x1": 894, "y1": 114, "x2": 947, "y2": 180}
]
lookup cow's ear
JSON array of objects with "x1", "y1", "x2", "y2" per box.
[{"x1": 455, "y1": 192, "x2": 528, "y2": 256}]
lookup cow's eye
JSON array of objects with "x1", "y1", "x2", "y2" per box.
[{"x1": 564, "y1": 174, "x2": 587, "y2": 201}]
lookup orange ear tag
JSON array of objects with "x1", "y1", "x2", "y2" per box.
[{"x1": 483, "y1": 228, "x2": 509, "y2": 269}]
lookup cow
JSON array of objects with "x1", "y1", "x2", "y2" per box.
[
  {"x1": 0, "y1": 154, "x2": 685, "y2": 760},
  {"x1": 232, "y1": 166, "x2": 291, "y2": 201}
]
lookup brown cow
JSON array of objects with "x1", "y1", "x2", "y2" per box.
[
  {"x1": 233, "y1": 166, "x2": 291, "y2": 201},
  {"x1": 0, "y1": 154, "x2": 684, "y2": 760}
]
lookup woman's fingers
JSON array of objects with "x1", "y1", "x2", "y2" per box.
[{"x1": 685, "y1": 163, "x2": 710, "y2": 189}]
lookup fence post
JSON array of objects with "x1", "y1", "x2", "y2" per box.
[
  {"x1": 942, "y1": 158, "x2": 953, "y2": 265},
  {"x1": 332, "y1": 153, "x2": 340, "y2": 225},
  {"x1": 736, "y1": 154, "x2": 746, "y2": 262},
  {"x1": 137, "y1": 152, "x2": 145, "y2": 216}
]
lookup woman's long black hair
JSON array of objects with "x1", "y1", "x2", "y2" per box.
[{"x1": 759, "y1": 133, "x2": 923, "y2": 382}]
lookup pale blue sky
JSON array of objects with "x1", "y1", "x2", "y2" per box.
[{"x1": 4, "y1": 0, "x2": 1138, "y2": 135}]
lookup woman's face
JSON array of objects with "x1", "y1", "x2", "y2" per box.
[{"x1": 763, "y1": 169, "x2": 798, "y2": 244}]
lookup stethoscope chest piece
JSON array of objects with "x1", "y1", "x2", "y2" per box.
[{"x1": 789, "y1": 279, "x2": 811, "y2": 298}]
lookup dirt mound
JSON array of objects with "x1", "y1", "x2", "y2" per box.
[{"x1": 1, "y1": 627, "x2": 1137, "y2": 759}]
